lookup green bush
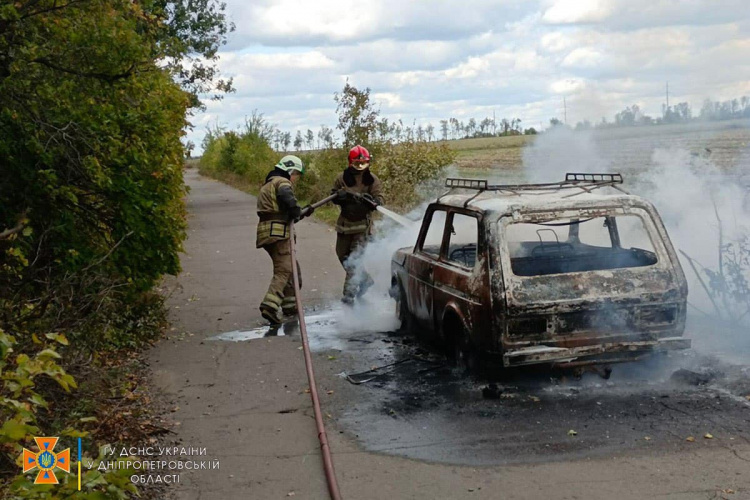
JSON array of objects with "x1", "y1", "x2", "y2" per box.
[
  {"x1": 372, "y1": 140, "x2": 456, "y2": 210},
  {"x1": 200, "y1": 122, "x2": 277, "y2": 190},
  {"x1": 295, "y1": 148, "x2": 344, "y2": 202},
  {"x1": 200, "y1": 138, "x2": 456, "y2": 213},
  {"x1": 0, "y1": 0, "x2": 232, "y2": 496}
]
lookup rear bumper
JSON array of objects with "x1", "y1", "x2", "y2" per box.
[{"x1": 503, "y1": 337, "x2": 691, "y2": 367}]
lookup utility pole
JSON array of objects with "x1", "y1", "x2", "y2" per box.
[{"x1": 666, "y1": 82, "x2": 669, "y2": 110}]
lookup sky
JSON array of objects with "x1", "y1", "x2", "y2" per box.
[{"x1": 187, "y1": 0, "x2": 750, "y2": 153}]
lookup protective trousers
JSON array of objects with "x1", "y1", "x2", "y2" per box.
[
  {"x1": 335, "y1": 232, "x2": 374, "y2": 301},
  {"x1": 260, "y1": 239, "x2": 301, "y2": 322}
]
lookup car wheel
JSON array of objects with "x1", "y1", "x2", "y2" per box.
[{"x1": 447, "y1": 319, "x2": 479, "y2": 375}]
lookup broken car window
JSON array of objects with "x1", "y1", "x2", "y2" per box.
[
  {"x1": 446, "y1": 213, "x2": 478, "y2": 268},
  {"x1": 420, "y1": 209, "x2": 447, "y2": 257},
  {"x1": 504, "y1": 215, "x2": 657, "y2": 276}
]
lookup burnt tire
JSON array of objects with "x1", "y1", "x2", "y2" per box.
[{"x1": 446, "y1": 318, "x2": 479, "y2": 375}]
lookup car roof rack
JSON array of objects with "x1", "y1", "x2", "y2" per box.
[{"x1": 439, "y1": 172, "x2": 627, "y2": 206}]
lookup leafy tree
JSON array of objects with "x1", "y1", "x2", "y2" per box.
[
  {"x1": 393, "y1": 120, "x2": 403, "y2": 142},
  {"x1": 466, "y1": 118, "x2": 476, "y2": 138},
  {"x1": 294, "y1": 130, "x2": 304, "y2": 150},
  {"x1": 440, "y1": 120, "x2": 449, "y2": 141},
  {"x1": 1, "y1": 0, "x2": 231, "y2": 331},
  {"x1": 479, "y1": 118, "x2": 492, "y2": 136},
  {"x1": 318, "y1": 125, "x2": 334, "y2": 149},
  {"x1": 450, "y1": 118, "x2": 459, "y2": 139},
  {"x1": 425, "y1": 123, "x2": 434, "y2": 142},
  {"x1": 0, "y1": 0, "x2": 233, "y2": 493},
  {"x1": 334, "y1": 81, "x2": 379, "y2": 148},
  {"x1": 377, "y1": 118, "x2": 390, "y2": 142},
  {"x1": 244, "y1": 111, "x2": 274, "y2": 141},
  {"x1": 306, "y1": 129, "x2": 315, "y2": 150}
]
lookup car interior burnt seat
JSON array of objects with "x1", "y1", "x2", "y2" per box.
[{"x1": 510, "y1": 242, "x2": 658, "y2": 276}]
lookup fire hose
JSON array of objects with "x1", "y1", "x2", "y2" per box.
[
  {"x1": 288, "y1": 219, "x2": 342, "y2": 500},
  {"x1": 282, "y1": 190, "x2": 410, "y2": 499}
]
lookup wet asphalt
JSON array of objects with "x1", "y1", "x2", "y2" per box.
[{"x1": 210, "y1": 304, "x2": 750, "y2": 468}]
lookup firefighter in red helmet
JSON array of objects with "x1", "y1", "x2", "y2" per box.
[{"x1": 331, "y1": 145, "x2": 384, "y2": 304}]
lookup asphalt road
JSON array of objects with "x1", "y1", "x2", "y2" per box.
[{"x1": 148, "y1": 167, "x2": 750, "y2": 500}]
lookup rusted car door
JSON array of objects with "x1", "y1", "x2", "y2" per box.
[
  {"x1": 431, "y1": 210, "x2": 491, "y2": 347},
  {"x1": 407, "y1": 207, "x2": 448, "y2": 330}
]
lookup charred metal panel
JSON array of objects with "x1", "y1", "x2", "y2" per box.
[
  {"x1": 393, "y1": 187, "x2": 690, "y2": 369},
  {"x1": 503, "y1": 337, "x2": 691, "y2": 367}
]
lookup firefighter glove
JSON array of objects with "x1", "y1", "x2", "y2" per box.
[
  {"x1": 361, "y1": 193, "x2": 379, "y2": 209},
  {"x1": 335, "y1": 189, "x2": 349, "y2": 202},
  {"x1": 299, "y1": 205, "x2": 315, "y2": 219},
  {"x1": 288, "y1": 206, "x2": 302, "y2": 221}
]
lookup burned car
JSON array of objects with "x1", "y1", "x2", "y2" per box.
[{"x1": 390, "y1": 173, "x2": 690, "y2": 369}]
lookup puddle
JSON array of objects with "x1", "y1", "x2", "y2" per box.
[
  {"x1": 208, "y1": 321, "x2": 301, "y2": 341},
  {"x1": 206, "y1": 299, "x2": 399, "y2": 352}
]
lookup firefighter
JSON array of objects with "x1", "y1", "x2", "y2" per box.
[
  {"x1": 331, "y1": 145, "x2": 384, "y2": 304},
  {"x1": 257, "y1": 155, "x2": 313, "y2": 324}
]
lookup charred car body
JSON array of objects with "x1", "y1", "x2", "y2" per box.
[{"x1": 390, "y1": 173, "x2": 690, "y2": 369}]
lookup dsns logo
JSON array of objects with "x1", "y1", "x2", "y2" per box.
[{"x1": 22, "y1": 437, "x2": 71, "y2": 484}]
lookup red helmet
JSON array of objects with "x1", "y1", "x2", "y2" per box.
[{"x1": 348, "y1": 145, "x2": 371, "y2": 167}]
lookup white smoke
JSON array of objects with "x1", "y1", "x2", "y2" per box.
[
  {"x1": 330, "y1": 203, "x2": 428, "y2": 334},
  {"x1": 330, "y1": 123, "x2": 750, "y2": 360},
  {"x1": 521, "y1": 123, "x2": 750, "y2": 359},
  {"x1": 522, "y1": 127, "x2": 608, "y2": 182}
]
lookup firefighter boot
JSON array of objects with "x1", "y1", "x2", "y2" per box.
[
  {"x1": 281, "y1": 296, "x2": 298, "y2": 316},
  {"x1": 260, "y1": 293, "x2": 283, "y2": 325},
  {"x1": 341, "y1": 275, "x2": 357, "y2": 305},
  {"x1": 356, "y1": 273, "x2": 375, "y2": 299}
]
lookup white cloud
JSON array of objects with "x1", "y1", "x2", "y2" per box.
[
  {"x1": 542, "y1": 0, "x2": 611, "y2": 24},
  {"x1": 188, "y1": 0, "x2": 750, "y2": 153},
  {"x1": 550, "y1": 78, "x2": 586, "y2": 94},
  {"x1": 561, "y1": 47, "x2": 605, "y2": 68}
]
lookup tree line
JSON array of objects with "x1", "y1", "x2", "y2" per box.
[
  {"x1": 567, "y1": 96, "x2": 750, "y2": 131},
  {"x1": 209, "y1": 113, "x2": 538, "y2": 154}
]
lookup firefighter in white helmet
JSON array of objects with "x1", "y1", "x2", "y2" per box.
[{"x1": 256, "y1": 155, "x2": 313, "y2": 324}]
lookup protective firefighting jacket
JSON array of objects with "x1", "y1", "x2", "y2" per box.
[
  {"x1": 331, "y1": 168, "x2": 384, "y2": 235},
  {"x1": 256, "y1": 169, "x2": 300, "y2": 248}
]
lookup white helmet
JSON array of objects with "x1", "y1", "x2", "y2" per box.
[{"x1": 276, "y1": 155, "x2": 305, "y2": 175}]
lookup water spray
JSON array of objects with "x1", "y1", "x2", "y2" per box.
[
  {"x1": 304, "y1": 192, "x2": 416, "y2": 229},
  {"x1": 375, "y1": 205, "x2": 417, "y2": 228}
]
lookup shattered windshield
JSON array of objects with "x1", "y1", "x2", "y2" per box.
[{"x1": 504, "y1": 214, "x2": 658, "y2": 276}]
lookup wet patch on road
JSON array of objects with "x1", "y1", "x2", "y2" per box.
[
  {"x1": 206, "y1": 303, "x2": 750, "y2": 466},
  {"x1": 318, "y1": 327, "x2": 750, "y2": 466},
  {"x1": 206, "y1": 301, "x2": 397, "y2": 351}
]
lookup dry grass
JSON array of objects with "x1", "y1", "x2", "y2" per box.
[
  {"x1": 441, "y1": 135, "x2": 536, "y2": 170},
  {"x1": 441, "y1": 135, "x2": 534, "y2": 151}
]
